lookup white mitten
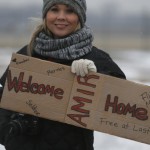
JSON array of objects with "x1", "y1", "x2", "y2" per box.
[{"x1": 71, "y1": 59, "x2": 97, "y2": 77}]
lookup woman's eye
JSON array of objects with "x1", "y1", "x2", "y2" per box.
[
  {"x1": 49, "y1": 7, "x2": 58, "y2": 12},
  {"x1": 66, "y1": 9, "x2": 74, "y2": 14}
]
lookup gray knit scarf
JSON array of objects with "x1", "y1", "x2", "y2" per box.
[{"x1": 33, "y1": 26, "x2": 93, "y2": 60}]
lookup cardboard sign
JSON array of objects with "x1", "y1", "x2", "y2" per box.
[{"x1": 1, "y1": 53, "x2": 150, "y2": 145}]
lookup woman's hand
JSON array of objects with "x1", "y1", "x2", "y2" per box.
[{"x1": 71, "y1": 59, "x2": 97, "y2": 77}]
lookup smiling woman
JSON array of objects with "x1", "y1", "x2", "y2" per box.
[
  {"x1": 0, "y1": 0, "x2": 126, "y2": 150},
  {"x1": 46, "y1": 4, "x2": 79, "y2": 38}
]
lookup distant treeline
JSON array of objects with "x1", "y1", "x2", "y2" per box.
[
  {"x1": 0, "y1": 4, "x2": 150, "y2": 36},
  {"x1": 0, "y1": 4, "x2": 150, "y2": 50}
]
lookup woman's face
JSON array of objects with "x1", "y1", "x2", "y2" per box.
[{"x1": 46, "y1": 4, "x2": 79, "y2": 38}]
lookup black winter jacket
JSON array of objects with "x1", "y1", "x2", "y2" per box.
[{"x1": 0, "y1": 46, "x2": 126, "y2": 150}]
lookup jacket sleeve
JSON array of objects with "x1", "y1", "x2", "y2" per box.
[
  {"x1": 0, "y1": 66, "x2": 16, "y2": 146},
  {"x1": 90, "y1": 47, "x2": 126, "y2": 79},
  {"x1": 0, "y1": 64, "x2": 11, "y2": 145},
  {"x1": 0, "y1": 45, "x2": 28, "y2": 145},
  {"x1": 0, "y1": 80, "x2": 14, "y2": 145},
  {"x1": 97, "y1": 54, "x2": 126, "y2": 79}
]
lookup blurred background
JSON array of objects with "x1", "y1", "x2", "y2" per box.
[
  {"x1": 0, "y1": 0, "x2": 150, "y2": 50},
  {"x1": 0, "y1": 0, "x2": 150, "y2": 150}
]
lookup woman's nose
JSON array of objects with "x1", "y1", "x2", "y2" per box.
[{"x1": 57, "y1": 11, "x2": 66, "y2": 20}]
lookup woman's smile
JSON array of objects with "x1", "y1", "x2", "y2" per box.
[{"x1": 55, "y1": 23, "x2": 68, "y2": 29}]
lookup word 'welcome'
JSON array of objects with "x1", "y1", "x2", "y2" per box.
[{"x1": 7, "y1": 70, "x2": 64, "y2": 100}]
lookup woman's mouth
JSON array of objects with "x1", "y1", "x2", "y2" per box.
[{"x1": 55, "y1": 24, "x2": 68, "y2": 28}]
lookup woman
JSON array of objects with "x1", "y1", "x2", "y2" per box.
[{"x1": 0, "y1": 0, "x2": 126, "y2": 150}]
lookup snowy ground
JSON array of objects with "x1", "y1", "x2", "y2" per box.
[{"x1": 0, "y1": 48, "x2": 150, "y2": 150}]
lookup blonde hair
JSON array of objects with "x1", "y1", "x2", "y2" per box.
[
  {"x1": 27, "y1": 19, "x2": 48, "y2": 56},
  {"x1": 27, "y1": 18, "x2": 81, "y2": 56}
]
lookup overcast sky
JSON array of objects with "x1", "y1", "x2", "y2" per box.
[{"x1": 0, "y1": 0, "x2": 150, "y2": 14}]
